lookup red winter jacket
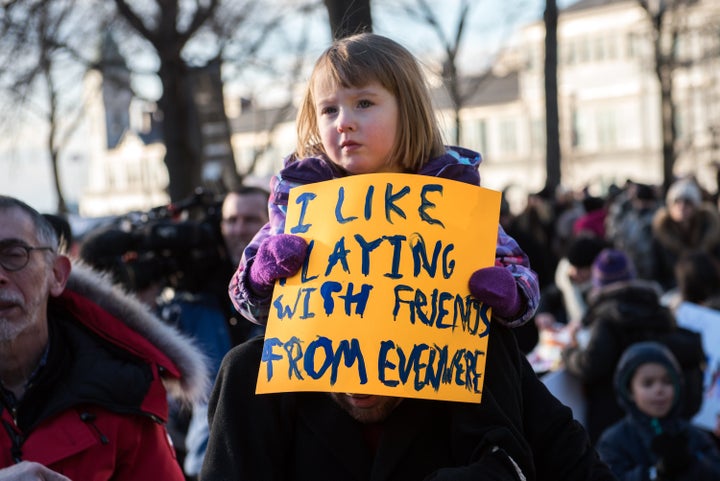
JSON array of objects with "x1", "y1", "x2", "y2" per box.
[{"x1": 0, "y1": 263, "x2": 208, "y2": 480}]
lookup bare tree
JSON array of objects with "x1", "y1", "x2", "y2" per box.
[
  {"x1": 323, "y1": 0, "x2": 372, "y2": 39},
  {"x1": 0, "y1": 0, "x2": 103, "y2": 214},
  {"x1": 389, "y1": 0, "x2": 527, "y2": 147},
  {"x1": 111, "y1": 0, "x2": 304, "y2": 201},
  {"x1": 391, "y1": 0, "x2": 475, "y2": 145},
  {"x1": 544, "y1": 0, "x2": 561, "y2": 192},
  {"x1": 637, "y1": 0, "x2": 698, "y2": 191}
]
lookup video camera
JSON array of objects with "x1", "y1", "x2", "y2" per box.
[{"x1": 80, "y1": 189, "x2": 230, "y2": 294}]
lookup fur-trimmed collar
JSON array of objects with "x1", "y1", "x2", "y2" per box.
[
  {"x1": 652, "y1": 203, "x2": 720, "y2": 254},
  {"x1": 59, "y1": 261, "x2": 209, "y2": 405}
]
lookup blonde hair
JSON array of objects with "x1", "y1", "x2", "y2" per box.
[{"x1": 296, "y1": 33, "x2": 445, "y2": 172}]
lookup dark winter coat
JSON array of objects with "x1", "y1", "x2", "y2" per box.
[
  {"x1": 0, "y1": 263, "x2": 209, "y2": 480},
  {"x1": 651, "y1": 204, "x2": 720, "y2": 291},
  {"x1": 596, "y1": 342, "x2": 720, "y2": 481},
  {"x1": 562, "y1": 280, "x2": 705, "y2": 444},
  {"x1": 201, "y1": 322, "x2": 616, "y2": 481}
]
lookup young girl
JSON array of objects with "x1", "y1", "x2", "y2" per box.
[
  {"x1": 230, "y1": 33, "x2": 539, "y2": 328},
  {"x1": 596, "y1": 341, "x2": 720, "y2": 480}
]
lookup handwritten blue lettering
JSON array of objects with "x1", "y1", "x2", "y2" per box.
[
  {"x1": 335, "y1": 187, "x2": 358, "y2": 224},
  {"x1": 419, "y1": 184, "x2": 444, "y2": 227},
  {"x1": 290, "y1": 192, "x2": 316, "y2": 234},
  {"x1": 385, "y1": 183, "x2": 410, "y2": 223},
  {"x1": 378, "y1": 340, "x2": 484, "y2": 392},
  {"x1": 392, "y1": 287, "x2": 490, "y2": 338},
  {"x1": 261, "y1": 336, "x2": 368, "y2": 386}
]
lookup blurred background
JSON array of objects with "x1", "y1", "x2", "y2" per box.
[{"x1": 1, "y1": 0, "x2": 718, "y2": 220}]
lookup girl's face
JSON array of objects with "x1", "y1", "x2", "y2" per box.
[
  {"x1": 630, "y1": 362, "x2": 675, "y2": 418},
  {"x1": 313, "y1": 79, "x2": 401, "y2": 174}
]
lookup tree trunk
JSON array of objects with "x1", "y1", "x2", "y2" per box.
[
  {"x1": 158, "y1": 58, "x2": 203, "y2": 202},
  {"x1": 323, "y1": 0, "x2": 372, "y2": 39},
  {"x1": 659, "y1": 67, "x2": 676, "y2": 191},
  {"x1": 544, "y1": 0, "x2": 561, "y2": 192},
  {"x1": 43, "y1": 57, "x2": 68, "y2": 214}
]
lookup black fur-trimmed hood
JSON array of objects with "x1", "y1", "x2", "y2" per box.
[{"x1": 56, "y1": 261, "x2": 210, "y2": 405}]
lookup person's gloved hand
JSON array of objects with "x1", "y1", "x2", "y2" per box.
[
  {"x1": 248, "y1": 234, "x2": 308, "y2": 294},
  {"x1": 424, "y1": 445, "x2": 525, "y2": 480},
  {"x1": 469, "y1": 266, "x2": 522, "y2": 319},
  {"x1": 651, "y1": 430, "x2": 693, "y2": 477}
]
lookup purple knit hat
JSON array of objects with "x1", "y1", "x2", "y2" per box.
[{"x1": 591, "y1": 248, "x2": 636, "y2": 288}]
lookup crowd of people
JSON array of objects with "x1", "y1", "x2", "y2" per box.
[
  {"x1": 508, "y1": 174, "x2": 720, "y2": 477},
  {"x1": 2, "y1": 32, "x2": 720, "y2": 480}
]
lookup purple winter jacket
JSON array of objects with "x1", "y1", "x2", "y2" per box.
[{"x1": 229, "y1": 147, "x2": 539, "y2": 327}]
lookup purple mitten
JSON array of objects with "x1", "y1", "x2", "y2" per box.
[
  {"x1": 469, "y1": 266, "x2": 522, "y2": 319},
  {"x1": 248, "y1": 234, "x2": 308, "y2": 293}
]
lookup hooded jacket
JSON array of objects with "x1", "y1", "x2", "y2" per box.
[
  {"x1": 229, "y1": 147, "x2": 540, "y2": 328},
  {"x1": 561, "y1": 280, "x2": 705, "y2": 444},
  {"x1": 596, "y1": 342, "x2": 720, "y2": 480},
  {"x1": 0, "y1": 262, "x2": 208, "y2": 480}
]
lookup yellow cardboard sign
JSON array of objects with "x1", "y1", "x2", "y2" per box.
[{"x1": 256, "y1": 173, "x2": 500, "y2": 403}]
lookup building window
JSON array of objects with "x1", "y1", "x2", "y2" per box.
[
  {"x1": 596, "y1": 109, "x2": 617, "y2": 149},
  {"x1": 594, "y1": 37, "x2": 606, "y2": 62},
  {"x1": 464, "y1": 119, "x2": 488, "y2": 155},
  {"x1": 606, "y1": 34, "x2": 618, "y2": 60},
  {"x1": 499, "y1": 119, "x2": 518, "y2": 154},
  {"x1": 572, "y1": 108, "x2": 589, "y2": 149},
  {"x1": 532, "y1": 118, "x2": 546, "y2": 152},
  {"x1": 563, "y1": 41, "x2": 576, "y2": 66},
  {"x1": 578, "y1": 37, "x2": 591, "y2": 63},
  {"x1": 626, "y1": 32, "x2": 641, "y2": 59}
]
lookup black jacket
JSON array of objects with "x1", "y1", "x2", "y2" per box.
[
  {"x1": 562, "y1": 280, "x2": 705, "y2": 443},
  {"x1": 201, "y1": 323, "x2": 616, "y2": 481}
]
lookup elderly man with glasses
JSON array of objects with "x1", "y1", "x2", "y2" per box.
[{"x1": 0, "y1": 196, "x2": 208, "y2": 480}]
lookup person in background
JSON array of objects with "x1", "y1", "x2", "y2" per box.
[
  {"x1": 596, "y1": 342, "x2": 720, "y2": 480},
  {"x1": 665, "y1": 249, "x2": 720, "y2": 311},
  {"x1": 608, "y1": 183, "x2": 661, "y2": 281},
  {"x1": 534, "y1": 235, "x2": 608, "y2": 332},
  {"x1": 573, "y1": 195, "x2": 608, "y2": 240},
  {"x1": 501, "y1": 193, "x2": 555, "y2": 353},
  {"x1": 219, "y1": 185, "x2": 270, "y2": 344},
  {"x1": 562, "y1": 248, "x2": 705, "y2": 444},
  {"x1": 220, "y1": 186, "x2": 270, "y2": 267},
  {"x1": 180, "y1": 186, "x2": 271, "y2": 480},
  {"x1": 0, "y1": 195, "x2": 208, "y2": 480},
  {"x1": 41, "y1": 213, "x2": 73, "y2": 255},
  {"x1": 228, "y1": 32, "x2": 540, "y2": 332},
  {"x1": 651, "y1": 178, "x2": 720, "y2": 292}
]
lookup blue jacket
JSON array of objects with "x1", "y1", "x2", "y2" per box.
[{"x1": 596, "y1": 342, "x2": 720, "y2": 480}]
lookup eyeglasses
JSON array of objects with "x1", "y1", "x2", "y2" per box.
[{"x1": 0, "y1": 243, "x2": 55, "y2": 272}]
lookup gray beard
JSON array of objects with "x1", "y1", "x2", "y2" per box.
[{"x1": 0, "y1": 317, "x2": 33, "y2": 343}]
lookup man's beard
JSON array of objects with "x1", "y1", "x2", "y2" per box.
[
  {"x1": 0, "y1": 319, "x2": 33, "y2": 342},
  {"x1": 0, "y1": 294, "x2": 32, "y2": 342}
]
